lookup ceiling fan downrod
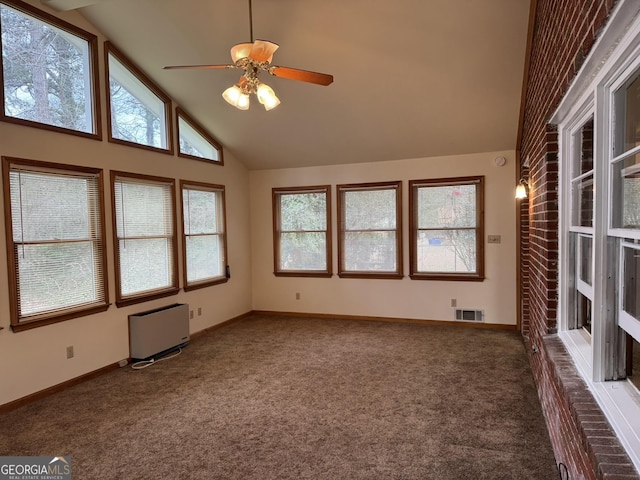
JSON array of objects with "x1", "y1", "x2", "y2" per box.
[{"x1": 248, "y1": 0, "x2": 254, "y2": 43}]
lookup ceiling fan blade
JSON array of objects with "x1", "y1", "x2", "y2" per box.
[
  {"x1": 249, "y1": 40, "x2": 279, "y2": 63},
  {"x1": 163, "y1": 64, "x2": 233, "y2": 70},
  {"x1": 269, "y1": 66, "x2": 334, "y2": 86}
]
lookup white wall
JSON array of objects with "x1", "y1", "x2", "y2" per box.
[
  {"x1": 250, "y1": 151, "x2": 517, "y2": 325},
  {"x1": 0, "y1": 4, "x2": 252, "y2": 406}
]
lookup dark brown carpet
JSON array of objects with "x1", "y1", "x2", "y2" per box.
[{"x1": 0, "y1": 314, "x2": 558, "y2": 479}]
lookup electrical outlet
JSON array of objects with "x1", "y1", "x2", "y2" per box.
[
  {"x1": 451, "y1": 298, "x2": 457, "y2": 307},
  {"x1": 296, "y1": 292, "x2": 301, "y2": 300},
  {"x1": 197, "y1": 307, "x2": 202, "y2": 316},
  {"x1": 189, "y1": 310, "x2": 194, "y2": 319},
  {"x1": 66, "y1": 346, "x2": 74, "y2": 359}
]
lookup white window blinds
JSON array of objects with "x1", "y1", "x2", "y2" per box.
[
  {"x1": 182, "y1": 184, "x2": 226, "y2": 286},
  {"x1": 113, "y1": 174, "x2": 176, "y2": 300},
  {"x1": 8, "y1": 162, "x2": 106, "y2": 322}
]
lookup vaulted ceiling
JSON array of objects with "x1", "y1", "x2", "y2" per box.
[{"x1": 45, "y1": 0, "x2": 531, "y2": 170}]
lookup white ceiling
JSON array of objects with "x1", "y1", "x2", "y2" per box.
[{"x1": 50, "y1": 0, "x2": 531, "y2": 170}]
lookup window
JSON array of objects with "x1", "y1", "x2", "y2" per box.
[
  {"x1": 105, "y1": 42, "x2": 172, "y2": 153},
  {"x1": 553, "y1": 1, "x2": 640, "y2": 468},
  {"x1": 2, "y1": 156, "x2": 108, "y2": 331},
  {"x1": 337, "y1": 181, "x2": 402, "y2": 279},
  {"x1": 111, "y1": 171, "x2": 178, "y2": 306},
  {"x1": 567, "y1": 117, "x2": 594, "y2": 336},
  {"x1": 272, "y1": 186, "x2": 331, "y2": 277},
  {"x1": 628, "y1": 334, "x2": 640, "y2": 391},
  {"x1": 181, "y1": 181, "x2": 228, "y2": 290},
  {"x1": 177, "y1": 107, "x2": 223, "y2": 164},
  {"x1": 620, "y1": 242, "x2": 640, "y2": 340},
  {"x1": 612, "y1": 69, "x2": 640, "y2": 348},
  {"x1": 0, "y1": 0, "x2": 100, "y2": 138},
  {"x1": 409, "y1": 177, "x2": 484, "y2": 281}
]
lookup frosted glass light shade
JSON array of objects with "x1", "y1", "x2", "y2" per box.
[
  {"x1": 236, "y1": 93, "x2": 250, "y2": 110},
  {"x1": 222, "y1": 85, "x2": 250, "y2": 110},
  {"x1": 256, "y1": 83, "x2": 280, "y2": 111},
  {"x1": 230, "y1": 43, "x2": 253, "y2": 63}
]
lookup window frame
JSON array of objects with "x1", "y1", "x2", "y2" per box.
[
  {"x1": 104, "y1": 41, "x2": 173, "y2": 154},
  {"x1": 409, "y1": 176, "x2": 484, "y2": 281},
  {"x1": 619, "y1": 241, "x2": 640, "y2": 342},
  {"x1": 0, "y1": 0, "x2": 102, "y2": 140},
  {"x1": 272, "y1": 185, "x2": 332, "y2": 278},
  {"x1": 180, "y1": 180, "x2": 228, "y2": 290},
  {"x1": 552, "y1": 0, "x2": 640, "y2": 469},
  {"x1": 110, "y1": 170, "x2": 179, "y2": 307},
  {"x1": 565, "y1": 113, "x2": 596, "y2": 335},
  {"x1": 176, "y1": 107, "x2": 223, "y2": 165},
  {"x1": 336, "y1": 181, "x2": 403, "y2": 280},
  {"x1": 2, "y1": 156, "x2": 109, "y2": 332}
]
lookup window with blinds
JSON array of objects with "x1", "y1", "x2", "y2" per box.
[
  {"x1": 3, "y1": 157, "x2": 108, "y2": 331},
  {"x1": 272, "y1": 185, "x2": 332, "y2": 277},
  {"x1": 181, "y1": 181, "x2": 227, "y2": 289},
  {"x1": 111, "y1": 172, "x2": 178, "y2": 306},
  {"x1": 337, "y1": 181, "x2": 402, "y2": 279},
  {"x1": 409, "y1": 176, "x2": 484, "y2": 281}
]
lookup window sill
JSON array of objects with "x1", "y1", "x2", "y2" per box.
[
  {"x1": 115, "y1": 287, "x2": 180, "y2": 308},
  {"x1": 559, "y1": 330, "x2": 640, "y2": 472},
  {"x1": 184, "y1": 277, "x2": 228, "y2": 291},
  {"x1": 107, "y1": 136, "x2": 174, "y2": 156},
  {"x1": 273, "y1": 272, "x2": 332, "y2": 278},
  {"x1": 559, "y1": 329, "x2": 593, "y2": 378},
  {"x1": 338, "y1": 272, "x2": 403, "y2": 280},
  {"x1": 409, "y1": 273, "x2": 484, "y2": 282},
  {"x1": 11, "y1": 303, "x2": 110, "y2": 332}
]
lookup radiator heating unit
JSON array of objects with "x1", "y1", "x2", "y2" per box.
[{"x1": 129, "y1": 303, "x2": 190, "y2": 360}]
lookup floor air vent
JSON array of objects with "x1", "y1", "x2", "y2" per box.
[{"x1": 455, "y1": 309, "x2": 484, "y2": 322}]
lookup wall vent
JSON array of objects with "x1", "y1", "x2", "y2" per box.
[{"x1": 454, "y1": 309, "x2": 484, "y2": 322}]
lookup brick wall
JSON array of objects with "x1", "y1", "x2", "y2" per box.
[{"x1": 518, "y1": 0, "x2": 640, "y2": 479}]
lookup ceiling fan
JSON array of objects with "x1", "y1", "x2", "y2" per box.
[{"x1": 163, "y1": 0, "x2": 334, "y2": 111}]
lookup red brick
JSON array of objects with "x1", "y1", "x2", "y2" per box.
[{"x1": 518, "y1": 1, "x2": 634, "y2": 478}]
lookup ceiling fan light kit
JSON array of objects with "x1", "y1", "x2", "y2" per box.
[
  {"x1": 164, "y1": 0, "x2": 333, "y2": 111},
  {"x1": 222, "y1": 84, "x2": 250, "y2": 110},
  {"x1": 256, "y1": 82, "x2": 280, "y2": 110},
  {"x1": 221, "y1": 44, "x2": 282, "y2": 111}
]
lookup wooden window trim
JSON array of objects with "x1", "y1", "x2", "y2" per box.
[
  {"x1": 110, "y1": 170, "x2": 179, "y2": 307},
  {"x1": 272, "y1": 185, "x2": 332, "y2": 277},
  {"x1": 337, "y1": 181, "x2": 403, "y2": 279},
  {"x1": 2, "y1": 156, "x2": 109, "y2": 332},
  {"x1": 104, "y1": 41, "x2": 174, "y2": 155},
  {"x1": 409, "y1": 176, "x2": 485, "y2": 281},
  {"x1": 0, "y1": 0, "x2": 102, "y2": 140},
  {"x1": 176, "y1": 107, "x2": 224, "y2": 165},
  {"x1": 180, "y1": 180, "x2": 229, "y2": 291}
]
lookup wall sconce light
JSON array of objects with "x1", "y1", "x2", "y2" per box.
[{"x1": 515, "y1": 177, "x2": 529, "y2": 199}]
